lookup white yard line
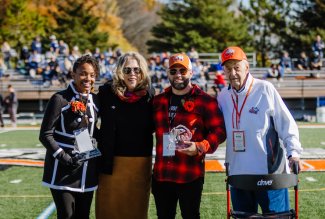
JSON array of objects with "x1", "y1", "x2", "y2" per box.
[
  {"x1": 36, "y1": 202, "x2": 56, "y2": 219},
  {"x1": 306, "y1": 177, "x2": 317, "y2": 182}
]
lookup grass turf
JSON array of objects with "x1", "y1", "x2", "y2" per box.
[
  {"x1": 0, "y1": 166, "x2": 324, "y2": 218},
  {"x1": 1, "y1": 127, "x2": 324, "y2": 149}
]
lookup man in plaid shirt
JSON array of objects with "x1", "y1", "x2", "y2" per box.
[{"x1": 152, "y1": 53, "x2": 226, "y2": 218}]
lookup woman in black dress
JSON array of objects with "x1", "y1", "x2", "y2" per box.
[
  {"x1": 96, "y1": 52, "x2": 154, "y2": 219},
  {"x1": 39, "y1": 55, "x2": 100, "y2": 219}
]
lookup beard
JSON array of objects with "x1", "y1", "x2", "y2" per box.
[{"x1": 169, "y1": 77, "x2": 190, "y2": 90}]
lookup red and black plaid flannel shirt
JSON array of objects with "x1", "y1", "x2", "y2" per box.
[{"x1": 153, "y1": 85, "x2": 226, "y2": 183}]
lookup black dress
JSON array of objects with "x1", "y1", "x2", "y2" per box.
[{"x1": 39, "y1": 82, "x2": 99, "y2": 192}]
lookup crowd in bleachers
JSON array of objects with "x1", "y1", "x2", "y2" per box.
[
  {"x1": 264, "y1": 35, "x2": 325, "y2": 81},
  {"x1": 1, "y1": 34, "x2": 324, "y2": 95},
  {"x1": 0, "y1": 37, "x2": 224, "y2": 95}
]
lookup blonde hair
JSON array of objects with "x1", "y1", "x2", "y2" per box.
[{"x1": 112, "y1": 52, "x2": 150, "y2": 95}]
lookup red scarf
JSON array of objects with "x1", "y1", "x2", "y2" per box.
[{"x1": 117, "y1": 89, "x2": 147, "y2": 103}]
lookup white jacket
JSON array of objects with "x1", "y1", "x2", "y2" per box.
[{"x1": 218, "y1": 73, "x2": 303, "y2": 175}]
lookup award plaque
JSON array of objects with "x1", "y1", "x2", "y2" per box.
[{"x1": 73, "y1": 128, "x2": 101, "y2": 161}]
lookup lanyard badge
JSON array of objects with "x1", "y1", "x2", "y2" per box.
[
  {"x1": 231, "y1": 79, "x2": 254, "y2": 153},
  {"x1": 232, "y1": 130, "x2": 245, "y2": 152}
]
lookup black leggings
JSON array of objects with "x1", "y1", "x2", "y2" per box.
[{"x1": 50, "y1": 189, "x2": 94, "y2": 219}]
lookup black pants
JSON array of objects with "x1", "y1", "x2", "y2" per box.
[
  {"x1": 152, "y1": 177, "x2": 204, "y2": 219},
  {"x1": 50, "y1": 189, "x2": 94, "y2": 219},
  {"x1": 0, "y1": 112, "x2": 4, "y2": 127}
]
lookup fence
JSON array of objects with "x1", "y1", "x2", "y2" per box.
[{"x1": 198, "y1": 52, "x2": 257, "y2": 67}]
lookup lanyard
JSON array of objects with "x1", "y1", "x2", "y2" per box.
[{"x1": 231, "y1": 79, "x2": 254, "y2": 129}]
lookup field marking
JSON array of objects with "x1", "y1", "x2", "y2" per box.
[
  {"x1": 306, "y1": 177, "x2": 317, "y2": 182},
  {"x1": 36, "y1": 201, "x2": 56, "y2": 219},
  {"x1": 0, "y1": 130, "x2": 11, "y2": 134},
  {"x1": 1, "y1": 188, "x2": 325, "y2": 198},
  {"x1": 0, "y1": 195, "x2": 51, "y2": 198},
  {"x1": 299, "y1": 126, "x2": 325, "y2": 128},
  {"x1": 202, "y1": 188, "x2": 325, "y2": 195},
  {"x1": 9, "y1": 179, "x2": 22, "y2": 184}
]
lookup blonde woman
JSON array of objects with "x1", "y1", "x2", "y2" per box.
[{"x1": 96, "y1": 52, "x2": 154, "y2": 219}]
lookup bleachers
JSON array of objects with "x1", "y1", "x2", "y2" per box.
[{"x1": 1, "y1": 64, "x2": 325, "y2": 101}]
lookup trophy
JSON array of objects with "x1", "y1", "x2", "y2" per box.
[
  {"x1": 170, "y1": 125, "x2": 192, "y2": 149},
  {"x1": 73, "y1": 128, "x2": 101, "y2": 161}
]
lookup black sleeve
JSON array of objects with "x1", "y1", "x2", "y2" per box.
[
  {"x1": 39, "y1": 94, "x2": 62, "y2": 154},
  {"x1": 97, "y1": 84, "x2": 114, "y2": 174}
]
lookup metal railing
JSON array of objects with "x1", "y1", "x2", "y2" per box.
[{"x1": 198, "y1": 52, "x2": 257, "y2": 67}]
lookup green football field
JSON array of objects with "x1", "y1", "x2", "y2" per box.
[
  {"x1": 1, "y1": 127, "x2": 325, "y2": 149},
  {"x1": 0, "y1": 127, "x2": 325, "y2": 218},
  {"x1": 0, "y1": 167, "x2": 324, "y2": 219}
]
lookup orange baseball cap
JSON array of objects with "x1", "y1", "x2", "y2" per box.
[
  {"x1": 221, "y1": 46, "x2": 247, "y2": 65},
  {"x1": 169, "y1": 53, "x2": 192, "y2": 70}
]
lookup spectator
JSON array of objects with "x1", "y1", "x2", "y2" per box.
[
  {"x1": 279, "y1": 51, "x2": 292, "y2": 79},
  {"x1": 310, "y1": 35, "x2": 324, "y2": 70},
  {"x1": 103, "y1": 56, "x2": 116, "y2": 82},
  {"x1": 93, "y1": 47, "x2": 101, "y2": 61},
  {"x1": 212, "y1": 64, "x2": 227, "y2": 95},
  {"x1": 0, "y1": 92, "x2": 4, "y2": 128},
  {"x1": 296, "y1": 52, "x2": 309, "y2": 70},
  {"x1": 58, "y1": 40, "x2": 69, "y2": 57},
  {"x1": 0, "y1": 56, "x2": 7, "y2": 78},
  {"x1": 31, "y1": 36, "x2": 42, "y2": 54},
  {"x1": 1, "y1": 41, "x2": 12, "y2": 69},
  {"x1": 188, "y1": 46, "x2": 199, "y2": 62},
  {"x1": 49, "y1": 35, "x2": 59, "y2": 55},
  {"x1": 192, "y1": 59, "x2": 207, "y2": 91},
  {"x1": 20, "y1": 46, "x2": 30, "y2": 63},
  {"x1": 264, "y1": 63, "x2": 281, "y2": 80},
  {"x1": 28, "y1": 50, "x2": 42, "y2": 78},
  {"x1": 4, "y1": 85, "x2": 18, "y2": 128},
  {"x1": 312, "y1": 35, "x2": 324, "y2": 61}
]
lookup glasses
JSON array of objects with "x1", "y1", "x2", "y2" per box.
[
  {"x1": 123, "y1": 67, "x2": 141, "y2": 75},
  {"x1": 169, "y1": 68, "x2": 188, "y2": 76}
]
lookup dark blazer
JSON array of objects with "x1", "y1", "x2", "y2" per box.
[
  {"x1": 97, "y1": 82, "x2": 154, "y2": 174},
  {"x1": 39, "y1": 82, "x2": 99, "y2": 192}
]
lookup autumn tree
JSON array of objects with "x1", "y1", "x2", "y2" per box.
[
  {"x1": 117, "y1": 0, "x2": 161, "y2": 55},
  {"x1": 50, "y1": 0, "x2": 108, "y2": 52},
  {"x1": 0, "y1": 0, "x2": 48, "y2": 48}
]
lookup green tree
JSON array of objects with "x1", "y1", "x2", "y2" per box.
[
  {"x1": 147, "y1": 0, "x2": 251, "y2": 53},
  {"x1": 239, "y1": 0, "x2": 292, "y2": 66},
  {"x1": 51, "y1": 0, "x2": 108, "y2": 52},
  {"x1": 0, "y1": 0, "x2": 48, "y2": 48},
  {"x1": 285, "y1": 0, "x2": 325, "y2": 54}
]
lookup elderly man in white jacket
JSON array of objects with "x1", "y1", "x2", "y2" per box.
[{"x1": 217, "y1": 46, "x2": 303, "y2": 214}]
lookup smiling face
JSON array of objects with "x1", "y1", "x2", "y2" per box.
[
  {"x1": 123, "y1": 58, "x2": 141, "y2": 91},
  {"x1": 168, "y1": 63, "x2": 193, "y2": 92},
  {"x1": 71, "y1": 63, "x2": 96, "y2": 94},
  {"x1": 223, "y1": 60, "x2": 249, "y2": 91}
]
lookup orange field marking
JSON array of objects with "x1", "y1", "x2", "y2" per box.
[
  {"x1": 0, "y1": 159, "x2": 44, "y2": 167},
  {"x1": 206, "y1": 160, "x2": 224, "y2": 171},
  {"x1": 205, "y1": 159, "x2": 325, "y2": 172},
  {"x1": 1, "y1": 159, "x2": 325, "y2": 171},
  {"x1": 301, "y1": 159, "x2": 325, "y2": 171}
]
